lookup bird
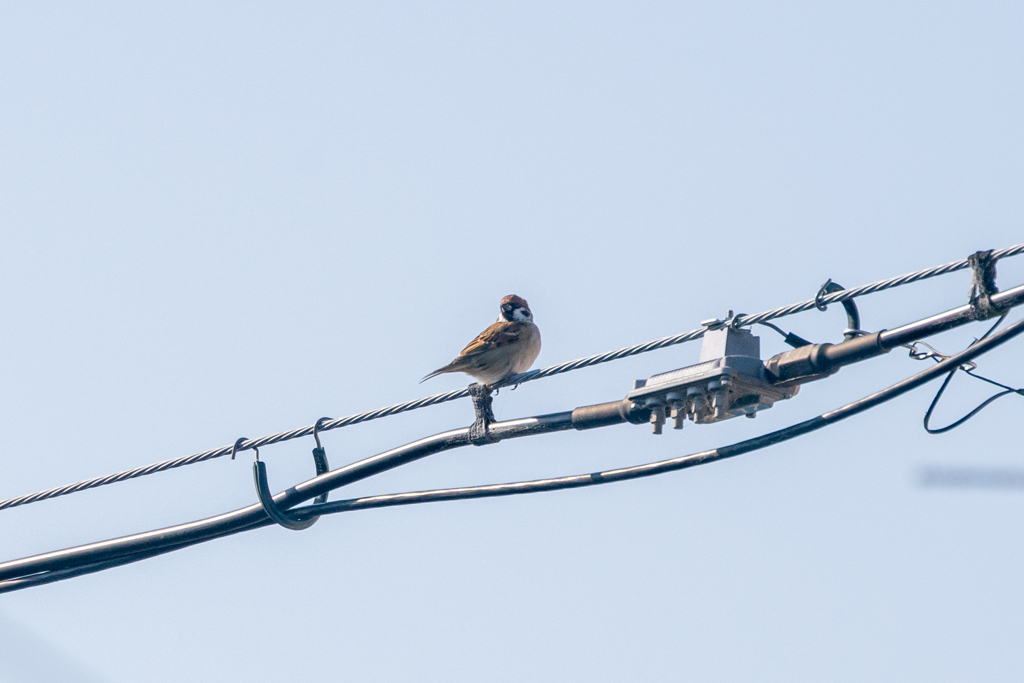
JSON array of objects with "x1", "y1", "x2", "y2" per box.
[{"x1": 422, "y1": 294, "x2": 542, "y2": 386}]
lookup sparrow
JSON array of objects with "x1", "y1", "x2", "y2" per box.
[{"x1": 422, "y1": 294, "x2": 542, "y2": 385}]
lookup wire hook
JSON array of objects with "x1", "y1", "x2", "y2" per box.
[
  {"x1": 311, "y1": 417, "x2": 331, "y2": 506},
  {"x1": 814, "y1": 280, "x2": 861, "y2": 341},
  {"x1": 313, "y1": 416, "x2": 327, "y2": 451},
  {"x1": 230, "y1": 437, "x2": 247, "y2": 460},
  {"x1": 814, "y1": 280, "x2": 833, "y2": 311},
  {"x1": 250, "y1": 420, "x2": 333, "y2": 531}
]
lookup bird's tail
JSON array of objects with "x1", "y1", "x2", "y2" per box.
[
  {"x1": 417, "y1": 356, "x2": 468, "y2": 382},
  {"x1": 420, "y1": 367, "x2": 448, "y2": 383},
  {"x1": 421, "y1": 357, "x2": 468, "y2": 383}
]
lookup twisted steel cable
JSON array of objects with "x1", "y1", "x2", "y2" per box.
[{"x1": 2, "y1": 243, "x2": 1022, "y2": 511}]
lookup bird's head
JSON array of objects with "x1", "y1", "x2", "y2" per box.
[{"x1": 499, "y1": 294, "x2": 533, "y2": 322}]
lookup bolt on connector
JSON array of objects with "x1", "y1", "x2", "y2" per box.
[{"x1": 644, "y1": 398, "x2": 666, "y2": 434}]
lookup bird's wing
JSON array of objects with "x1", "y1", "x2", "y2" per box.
[
  {"x1": 421, "y1": 322, "x2": 528, "y2": 382},
  {"x1": 456, "y1": 321, "x2": 524, "y2": 359}
]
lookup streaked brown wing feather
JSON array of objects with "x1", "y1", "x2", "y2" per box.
[
  {"x1": 422, "y1": 321, "x2": 533, "y2": 382},
  {"x1": 456, "y1": 321, "x2": 523, "y2": 358}
]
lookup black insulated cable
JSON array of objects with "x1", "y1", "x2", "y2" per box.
[
  {"x1": 923, "y1": 370, "x2": 1024, "y2": 434},
  {"x1": 3, "y1": 314, "x2": 1024, "y2": 594},
  {"x1": 757, "y1": 321, "x2": 813, "y2": 348},
  {"x1": 920, "y1": 313, "x2": 1024, "y2": 434}
]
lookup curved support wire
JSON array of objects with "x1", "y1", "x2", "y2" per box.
[
  {"x1": 252, "y1": 421, "x2": 332, "y2": 531},
  {"x1": 254, "y1": 458, "x2": 317, "y2": 531},
  {"x1": 815, "y1": 280, "x2": 862, "y2": 341}
]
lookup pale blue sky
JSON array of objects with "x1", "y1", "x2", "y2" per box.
[{"x1": 1, "y1": 2, "x2": 1023, "y2": 681}]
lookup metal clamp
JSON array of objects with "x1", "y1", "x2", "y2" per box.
[
  {"x1": 968, "y1": 250, "x2": 1004, "y2": 320},
  {"x1": 727, "y1": 311, "x2": 746, "y2": 330},
  {"x1": 468, "y1": 383, "x2": 497, "y2": 445},
  {"x1": 701, "y1": 310, "x2": 744, "y2": 331}
]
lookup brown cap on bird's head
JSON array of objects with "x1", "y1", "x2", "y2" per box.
[
  {"x1": 499, "y1": 294, "x2": 532, "y2": 321},
  {"x1": 500, "y1": 294, "x2": 530, "y2": 310}
]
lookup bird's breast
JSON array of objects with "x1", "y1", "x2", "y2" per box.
[{"x1": 511, "y1": 322, "x2": 541, "y2": 373}]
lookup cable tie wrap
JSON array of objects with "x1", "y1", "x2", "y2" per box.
[
  {"x1": 968, "y1": 250, "x2": 1005, "y2": 320},
  {"x1": 468, "y1": 383, "x2": 498, "y2": 445}
]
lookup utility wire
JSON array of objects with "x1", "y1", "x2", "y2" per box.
[
  {"x1": 294, "y1": 316, "x2": 1024, "y2": 517},
  {"x1": 924, "y1": 370, "x2": 1024, "y2": 434},
  {"x1": 2, "y1": 243, "x2": 1022, "y2": 512},
  {"x1": 4, "y1": 313, "x2": 1023, "y2": 594}
]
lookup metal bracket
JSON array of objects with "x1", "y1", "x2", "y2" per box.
[{"x1": 468, "y1": 383, "x2": 497, "y2": 445}]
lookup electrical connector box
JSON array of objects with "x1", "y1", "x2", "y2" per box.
[{"x1": 627, "y1": 327, "x2": 799, "y2": 433}]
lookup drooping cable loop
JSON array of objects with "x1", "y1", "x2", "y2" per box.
[
  {"x1": 922, "y1": 370, "x2": 1023, "y2": 434},
  {"x1": 902, "y1": 313, "x2": 1024, "y2": 433}
]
